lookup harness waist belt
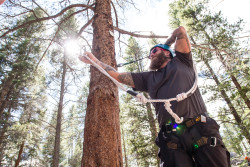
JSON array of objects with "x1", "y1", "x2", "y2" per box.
[
  {"x1": 166, "y1": 141, "x2": 183, "y2": 149},
  {"x1": 185, "y1": 114, "x2": 207, "y2": 128}
]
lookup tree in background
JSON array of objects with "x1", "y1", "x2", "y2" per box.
[
  {"x1": 60, "y1": 84, "x2": 88, "y2": 167},
  {"x1": 0, "y1": 8, "x2": 46, "y2": 166},
  {"x1": 45, "y1": 8, "x2": 81, "y2": 167}
]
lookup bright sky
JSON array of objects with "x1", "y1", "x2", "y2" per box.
[{"x1": 124, "y1": 0, "x2": 250, "y2": 37}]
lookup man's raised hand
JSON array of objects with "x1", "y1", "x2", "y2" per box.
[{"x1": 79, "y1": 52, "x2": 98, "y2": 65}]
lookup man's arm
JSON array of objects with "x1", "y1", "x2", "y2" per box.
[
  {"x1": 97, "y1": 61, "x2": 135, "y2": 87},
  {"x1": 79, "y1": 52, "x2": 135, "y2": 88},
  {"x1": 165, "y1": 26, "x2": 191, "y2": 53}
]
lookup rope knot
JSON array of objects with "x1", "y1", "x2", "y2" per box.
[
  {"x1": 176, "y1": 93, "x2": 187, "y2": 102},
  {"x1": 136, "y1": 93, "x2": 148, "y2": 104},
  {"x1": 164, "y1": 101, "x2": 184, "y2": 124},
  {"x1": 164, "y1": 101, "x2": 172, "y2": 110}
]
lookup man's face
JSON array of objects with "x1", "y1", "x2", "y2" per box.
[{"x1": 149, "y1": 47, "x2": 170, "y2": 70}]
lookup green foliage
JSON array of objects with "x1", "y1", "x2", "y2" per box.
[
  {"x1": 41, "y1": 110, "x2": 57, "y2": 166},
  {"x1": 60, "y1": 105, "x2": 84, "y2": 166},
  {"x1": 0, "y1": 7, "x2": 47, "y2": 166}
]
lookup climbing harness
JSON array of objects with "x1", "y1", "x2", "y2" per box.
[
  {"x1": 159, "y1": 114, "x2": 222, "y2": 151},
  {"x1": 83, "y1": 53, "x2": 198, "y2": 124}
]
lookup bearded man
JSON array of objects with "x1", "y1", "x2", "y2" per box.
[{"x1": 79, "y1": 26, "x2": 230, "y2": 167}]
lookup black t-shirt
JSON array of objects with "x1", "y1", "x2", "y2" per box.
[{"x1": 131, "y1": 51, "x2": 207, "y2": 126}]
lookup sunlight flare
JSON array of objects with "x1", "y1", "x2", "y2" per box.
[{"x1": 64, "y1": 39, "x2": 80, "y2": 57}]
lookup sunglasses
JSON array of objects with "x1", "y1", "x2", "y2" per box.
[{"x1": 148, "y1": 47, "x2": 166, "y2": 59}]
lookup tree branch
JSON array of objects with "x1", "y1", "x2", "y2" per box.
[
  {"x1": 77, "y1": 15, "x2": 95, "y2": 37},
  {"x1": 0, "y1": 4, "x2": 94, "y2": 38},
  {"x1": 113, "y1": 26, "x2": 169, "y2": 38},
  {"x1": 34, "y1": 27, "x2": 60, "y2": 72}
]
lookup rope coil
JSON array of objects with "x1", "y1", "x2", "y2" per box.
[{"x1": 83, "y1": 54, "x2": 198, "y2": 124}]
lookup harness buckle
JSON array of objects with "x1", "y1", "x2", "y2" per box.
[
  {"x1": 201, "y1": 115, "x2": 206, "y2": 123},
  {"x1": 210, "y1": 137, "x2": 217, "y2": 147}
]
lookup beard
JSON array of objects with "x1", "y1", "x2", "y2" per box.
[{"x1": 149, "y1": 52, "x2": 169, "y2": 70}]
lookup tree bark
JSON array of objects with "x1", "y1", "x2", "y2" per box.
[
  {"x1": 14, "y1": 141, "x2": 25, "y2": 167},
  {"x1": 52, "y1": 54, "x2": 67, "y2": 167},
  {"x1": 121, "y1": 128, "x2": 128, "y2": 167},
  {"x1": 144, "y1": 93, "x2": 160, "y2": 167},
  {"x1": 81, "y1": 0, "x2": 123, "y2": 166}
]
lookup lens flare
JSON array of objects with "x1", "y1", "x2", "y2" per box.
[{"x1": 64, "y1": 39, "x2": 80, "y2": 57}]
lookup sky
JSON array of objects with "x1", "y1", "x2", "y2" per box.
[{"x1": 122, "y1": 0, "x2": 250, "y2": 42}]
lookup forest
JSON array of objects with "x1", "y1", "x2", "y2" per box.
[{"x1": 0, "y1": 0, "x2": 249, "y2": 166}]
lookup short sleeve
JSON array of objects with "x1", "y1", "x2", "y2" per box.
[
  {"x1": 131, "y1": 72, "x2": 151, "y2": 92},
  {"x1": 175, "y1": 51, "x2": 193, "y2": 67}
]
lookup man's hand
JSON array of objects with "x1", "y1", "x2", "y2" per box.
[
  {"x1": 79, "y1": 52, "x2": 98, "y2": 65},
  {"x1": 165, "y1": 26, "x2": 191, "y2": 53}
]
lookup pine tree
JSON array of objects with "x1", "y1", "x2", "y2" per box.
[
  {"x1": 44, "y1": 8, "x2": 80, "y2": 167},
  {"x1": 81, "y1": 1, "x2": 123, "y2": 166},
  {"x1": 0, "y1": 8, "x2": 46, "y2": 165}
]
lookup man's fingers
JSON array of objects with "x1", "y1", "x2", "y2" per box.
[
  {"x1": 79, "y1": 52, "x2": 98, "y2": 65},
  {"x1": 79, "y1": 55, "x2": 90, "y2": 64}
]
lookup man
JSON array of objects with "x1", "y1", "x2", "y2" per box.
[{"x1": 79, "y1": 26, "x2": 230, "y2": 167}]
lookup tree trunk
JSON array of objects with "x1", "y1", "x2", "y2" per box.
[
  {"x1": 81, "y1": 0, "x2": 123, "y2": 166},
  {"x1": 52, "y1": 54, "x2": 67, "y2": 167},
  {"x1": 0, "y1": 75, "x2": 14, "y2": 119},
  {"x1": 14, "y1": 141, "x2": 25, "y2": 167},
  {"x1": 144, "y1": 93, "x2": 160, "y2": 167},
  {"x1": 121, "y1": 128, "x2": 128, "y2": 167},
  {"x1": 0, "y1": 103, "x2": 12, "y2": 166}
]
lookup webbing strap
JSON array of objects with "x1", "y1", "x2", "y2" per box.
[
  {"x1": 190, "y1": 125, "x2": 221, "y2": 148},
  {"x1": 195, "y1": 136, "x2": 221, "y2": 148},
  {"x1": 185, "y1": 115, "x2": 206, "y2": 128}
]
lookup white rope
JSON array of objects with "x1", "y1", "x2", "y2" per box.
[
  {"x1": 83, "y1": 54, "x2": 198, "y2": 124},
  {"x1": 83, "y1": 55, "x2": 127, "y2": 92}
]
